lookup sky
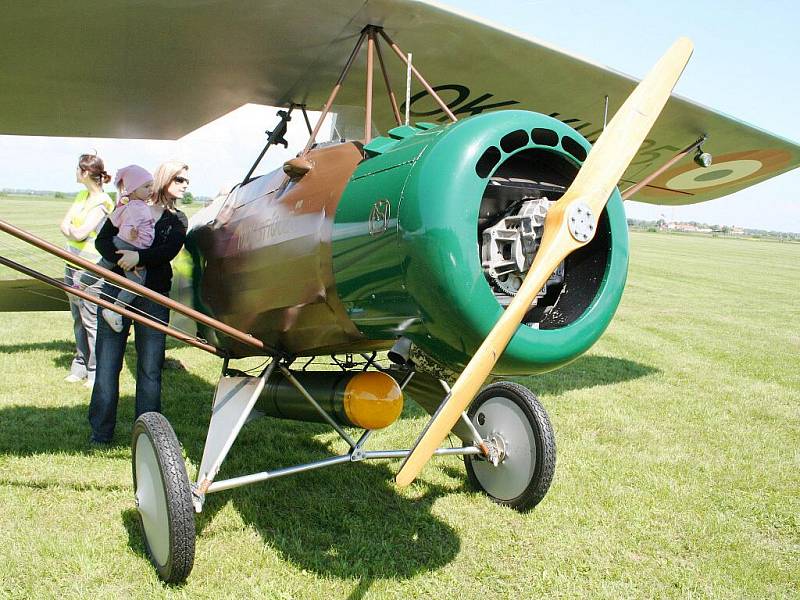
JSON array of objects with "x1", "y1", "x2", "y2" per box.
[{"x1": 0, "y1": 0, "x2": 798, "y2": 232}]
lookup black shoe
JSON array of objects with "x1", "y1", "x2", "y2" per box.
[{"x1": 89, "y1": 436, "x2": 112, "y2": 446}]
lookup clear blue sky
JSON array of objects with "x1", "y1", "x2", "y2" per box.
[
  {"x1": 454, "y1": 0, "x2": 800, "y2": 232},
  {"x1": 0, "y1": 0, "x2": 797, "y2": 232}
]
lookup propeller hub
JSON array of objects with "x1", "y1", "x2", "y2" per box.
[{"x1": 567, "y1": 202, "x2": 595, "y2": 243}]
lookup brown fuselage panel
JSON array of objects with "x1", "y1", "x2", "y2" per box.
[{"x1": 196, "y1": 142, "x2": 370, "y2": 357}]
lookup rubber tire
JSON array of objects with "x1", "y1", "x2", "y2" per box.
[
  {"x1": 464, "y1": 381, "x2": 556, "y2": 511},
  {"x1": 131, "y1": 412, "x2": 195, "y2": 583}
]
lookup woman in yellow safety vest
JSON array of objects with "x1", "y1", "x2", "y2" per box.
[{"x1": 59, "y1": 153, "x2": 114, "y2": 387}]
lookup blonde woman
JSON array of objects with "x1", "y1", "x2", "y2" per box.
[
  {"x1": 88, "y1": 161, "x2": 188, "y2": 444},
  {"x1": 60, "y1": 153, "x2": 114, "y2": 387}
]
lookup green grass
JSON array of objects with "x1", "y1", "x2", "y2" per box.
[
  {"x1": 0, "y1": 197, "x2": 798, "y2": 599},
  {"x1": 0, "y1": 194, "x2": 202, "y2": 280}
]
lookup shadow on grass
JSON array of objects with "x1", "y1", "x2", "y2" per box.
[
  {"x1": 0, "y1": 350, "x2": 658, "y2": 591},
  {"x1": 0, "y1": 402, "x2": 130, "y2": 456},
  {"x1": 199, "y1": 431, "x2": 460, "y2": 581},
  {"x1": 0, "y1": 336, "x2": 187, "y2": 375},
  {"x1": 0, "y1": 357, "x2": 460, "y2": 589},
  {"x1": 0, "y1": 339, "x2": 75, "y2": 370},
  {"x1": 513, "y1": 355, "x2": 660, "y2": 396},
  {"x1": 0, "y1": 342, "x2": 174, "y2": 457}
]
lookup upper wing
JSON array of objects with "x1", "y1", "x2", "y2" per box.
[{"x1": 1, "y1": 0, "x2": 797, "y2": 204}]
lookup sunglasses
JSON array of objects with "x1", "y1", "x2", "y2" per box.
[{"x1": 173, "y1": 176, "x2": 190, "y2": 185}]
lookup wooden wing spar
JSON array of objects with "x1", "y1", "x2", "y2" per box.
[{"x1": 0, "y1": 0, "x2": 797, "y2": 204}]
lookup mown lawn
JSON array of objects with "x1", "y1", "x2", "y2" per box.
[{"x1": 0, "y1": 196, "x2": 798, "y2": 598}]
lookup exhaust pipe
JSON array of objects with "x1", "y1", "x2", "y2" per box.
[{"x1": 388, "y1": 337, "x2": 412, "y2": 365}]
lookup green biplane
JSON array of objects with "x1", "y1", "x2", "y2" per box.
[{"x1": 0, "y1": 0, "x2": 797, "y2": 584}]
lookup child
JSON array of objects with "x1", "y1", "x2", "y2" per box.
[{"x1": 83, "y1": 164, "x2": 156, "y2": 333}]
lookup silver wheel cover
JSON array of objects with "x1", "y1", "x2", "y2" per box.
[
  {"x1": 471, "y1": 396, "x2": 537, "y2": 500},
  {"x1": 135, "y1": 434, "x2": 170, "y2": 567}
]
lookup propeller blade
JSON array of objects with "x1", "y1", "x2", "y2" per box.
[{"x1": 396, "y1": 37, "x2": 693, "y2": 488}]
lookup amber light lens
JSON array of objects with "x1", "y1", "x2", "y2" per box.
[{"x1": 343, "y1": 371, "x2": 403, "y2": 429}]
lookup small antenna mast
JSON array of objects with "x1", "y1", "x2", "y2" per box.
[{"x1": 405, "y1": 52, "x2": 412, "y2": 125}]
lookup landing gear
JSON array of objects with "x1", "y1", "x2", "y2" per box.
[
  {"x1": 464, "y1": 381, "x2": 556, "y2": 511},
  {"x1": 132, "y1": 412, "x2": 196, "y2": 583}
]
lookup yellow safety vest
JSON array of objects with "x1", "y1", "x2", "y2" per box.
[{"x1": 66, "y1": 190, "x2": 114, "y2": 261}]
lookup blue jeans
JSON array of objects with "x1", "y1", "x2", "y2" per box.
[
  {"x1": 88, "y1": 290, "x2": 169, "y2": 442},
  {"x1": 66, "y1": 265, "x2": 99, "y2": 382}
]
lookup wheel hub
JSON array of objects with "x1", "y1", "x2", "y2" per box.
[
  {"x1": 469, "y1": 394, "x2": 539, "y2": 501},
  {"x1": 483, "y1": 432, "x2": 507, "y2": 466}
]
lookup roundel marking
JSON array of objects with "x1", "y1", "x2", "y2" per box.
[
  {"x1": 633, "y1": 149, "x2": 793, "y2": 201},
  {"x1": 666, "y1": 159, "x2": 763, "y2": 190}
]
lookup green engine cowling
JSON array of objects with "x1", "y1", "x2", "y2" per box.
[{"x1": 332, "y1": 110, "x2": 629, "y2": 375}]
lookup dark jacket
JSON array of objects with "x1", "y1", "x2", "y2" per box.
[{"x1": 96, "y1": 208, "x2": 187, "y2": 295}]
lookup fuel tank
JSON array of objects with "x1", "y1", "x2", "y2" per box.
[
  {"x1": 181, "y1": 110, "x2": 629, "y2": 375},
  {"x1": 256, "y1": 370, "x2": 403, "y2": 430}
]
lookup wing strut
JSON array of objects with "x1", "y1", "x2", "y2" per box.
[
  {"x1": 301, "y1": 29, "x2": 368, "y2": 155},
  {"x1": 621, "y1": 135, "x2": 707, "y2": 199},
  {"x1": 0, "y1": 218, "x2": 273, "y2": 355},
  {"x1": 0, "y1": 254, "x2": 223, "y2": 356},
  {"x1": 377, "y1": 29, "x2": 458, "y2": 123},
  {"x1": 300, "y1": 25, "x2": 458, "y2": 156}
]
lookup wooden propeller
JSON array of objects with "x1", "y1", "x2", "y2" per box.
[{"x1": 396, "y1": 37, "x2": 694, "y2": 488}]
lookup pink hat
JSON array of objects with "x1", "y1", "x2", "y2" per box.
[{"x1": 114, "y1": 164, "x2": 153, "y2": 194}]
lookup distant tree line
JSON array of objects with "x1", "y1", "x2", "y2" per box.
[
  {"x1": 627, "y1": 218, "x2": 800, "y2": 241},
  {"x1": 1, "y1": 188, "x2": 205, "y2": 206}
]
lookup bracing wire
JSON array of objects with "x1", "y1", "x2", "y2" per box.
[
  {"x1": 0, "y1": 238, "x2": 64, "y2": 277},
  {"x1": 0, "y1": 238, "x2": 204, "y2": 342}
]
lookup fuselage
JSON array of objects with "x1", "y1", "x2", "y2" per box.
[{"x1": 177, "y1": 111, "x2": 630, "y2": 375}]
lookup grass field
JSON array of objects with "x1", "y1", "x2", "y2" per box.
[{"x1": 0, "y1": 196, "x2": 798, "y2": 599}]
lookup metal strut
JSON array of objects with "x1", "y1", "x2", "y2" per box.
[
  {"x1": 0, "y1": 218, "x2": 274, "y2": 355},
  {"x1": 194, "y1": 359, "x2": 278, "y2": 505},
  {"x1": 192, "y1": 360, "x2": 485, "y2": 501},
  {"x1": 621, "y1": 135, "x2": 707, "y2": 199},
  {"x1": 0, "y1": 254, "x2": 223, "y2": 356},
  {"x1": 242, "y1": 106, "x2": 295, "y2": 185},
  {"x1": 299, "y1": 25, "x2": 457, "y2": 157}
]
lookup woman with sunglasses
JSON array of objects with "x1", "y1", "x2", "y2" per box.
[{"x1": 88, "y1": 160, "x2": 189, "y2": 444}]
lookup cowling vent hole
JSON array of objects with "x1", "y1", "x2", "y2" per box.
[
  {"x1": 561, "y1": 135, "x2": 588, "y2": 162},
  {"x1": 500, "y1": 129, "x2": 529, "y2": 153},
  {"x1": 476, "y1": 146, "x2": 502, "y2": 178},
  {"x1": 531, "y1": 128, "x2": 559, "y2": 147}
]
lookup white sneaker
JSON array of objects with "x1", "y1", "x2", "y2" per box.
[
  {"x1": 84, "y1": 379, "x2": 95, "y2": 390},
  {"x1": 102, "y1": 308, "x2": 124, "y2": 333},
  {"x1": 64, "y1": 374, "x2": 84, "y2": 383}
]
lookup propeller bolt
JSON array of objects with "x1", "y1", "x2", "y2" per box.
[{"x1": 567, "y1": 202, "x2": 595, "y2": 243}]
